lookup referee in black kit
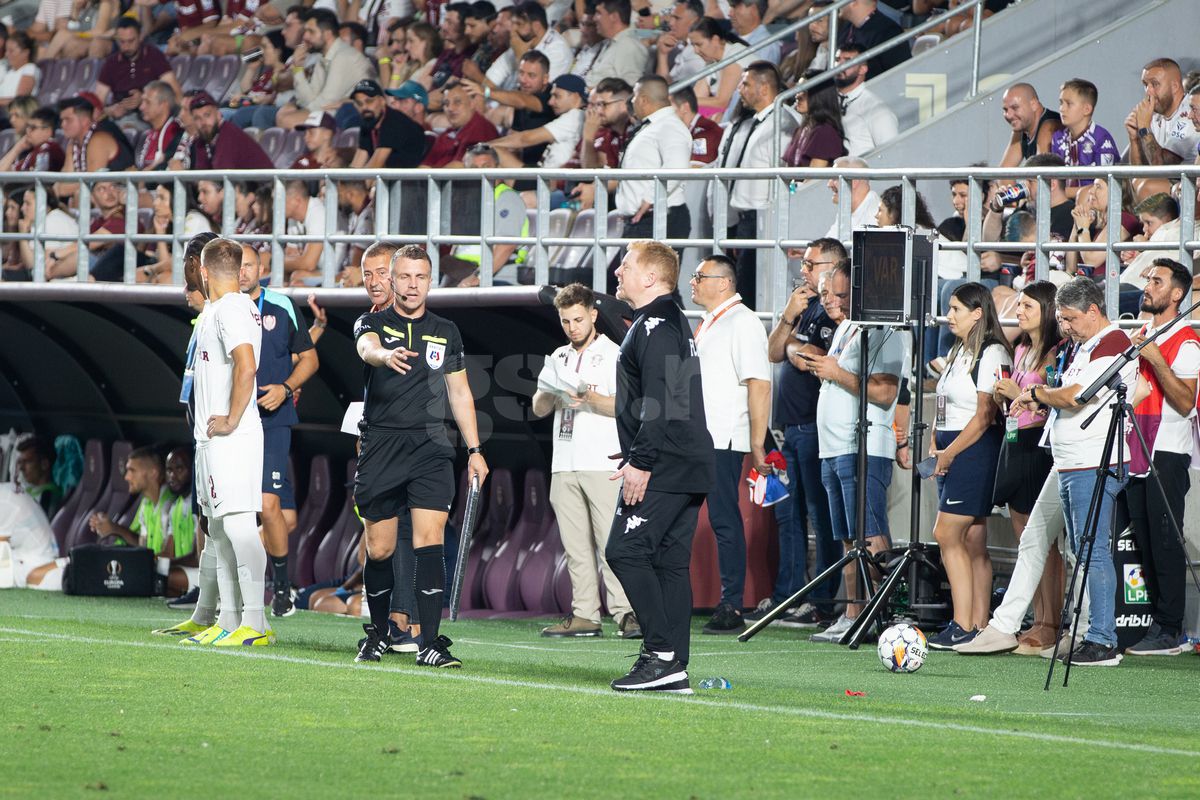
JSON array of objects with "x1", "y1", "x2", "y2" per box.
[
  {"x1": 607, "y1": 241, "x2": 714, "y2": 694},
  {"x1": 353, "y1": 244, "x2": 489, "y2": 667}
]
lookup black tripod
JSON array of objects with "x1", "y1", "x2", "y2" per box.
[
  {"x1": 740, "y1": 325, "x2": 886, "y2": 644},
  {"x1": 845, "y1": 252, "x2": 939, "y2": 650},
  {"x1": 1048, "y1": 307, "x2": 1200, "y2": 688}
]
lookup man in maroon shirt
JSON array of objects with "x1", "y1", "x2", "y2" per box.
[
  {"x1": 166, "y1": 0, "x2": 223, "y2": 54},
  {"x1": 95, "y1": 18, "x2": 183, "y2": 123},
  {"x1": 421, "y1": 80, "x2": 499, "y2": 167},
  {"x1": 185, "y1": 91, "x2": 276, "y2": 170},
  {"x1": 428, "y1": 2, "x2": 477, "y2": 111},
  {"x1": 670, "y1": 85, "x2": 721, "y2": 165},
  {"x1": 580, "y1": 77, "x2": 632, "y2": 169}
]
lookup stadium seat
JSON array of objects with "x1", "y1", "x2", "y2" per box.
[
  {"x1": 37, "y1": 59, "x2": 74, "y2": 105},
  {"x1": 605, "y1": 211, "x2": 622, "y2": 262},
  {"x1": 49, "y1": 439, "x2": 107, "y2": 553},
  {"x1": 336, "y1": 527, "x2": 363, "y2": 581},
  {"x1": 69, "y1": 59, "x2": 101, "y2": 97},
  {"x1": 551, "y1": 550, "x2": 571, "y2": 613},
  {"x1": 911, "y1": 33, "x2": 943, "y2": 56},
  {"x1": 288, "y1": 455, "x2": 339, "y2": 586},
  {"x1": 273, "y1": 129, "x2": 306, "y2": 169},
  {"x1": 257, "y1": 127, "x2": 286, "y2": 164},
  {"x1": 517, "y1": 518, "x2": 563, "y2": 615},
  {"x1": 205, "y1": 56, "x2": 242, "y2": 104},
  {"x1": 182, "y1": 55, "x2": 214, "y2": 93},
  {"x1": 482, "y1": 468, "x2": 550, "y2": 611},
  {"x1": 63, "y1": 440, "x2": 132, "y2": 553},
  {"x1": 551, "y1": 209, "x2": 593, "y2": 273},
  {"x1": 305, "y1": 459, "x2": 357, "y2": 584},
  {"x1": 334, "y1": 127, "x2": 359, "y2": 149},
  {"x1": 169, "y1": 55, "x2": 192, "y2": 88},
  {"x1": 458, "y1": 467, "x2": 514, "y2": 612},
  {"x1": 0, "y1": 129, "x2": 16, "y2": 158}
]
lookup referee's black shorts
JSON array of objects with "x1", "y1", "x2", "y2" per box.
[{"x1": 354, "y1": 430, "x2": 455, "y2": 521}]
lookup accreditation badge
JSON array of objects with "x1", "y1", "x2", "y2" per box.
[{"x1": 558, "y1": 408, "x2": 575, "y2": 441}]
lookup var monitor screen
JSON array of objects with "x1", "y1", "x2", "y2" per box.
[{"x1": 853, "y1": 229, "x2": 908, "y2": 323}]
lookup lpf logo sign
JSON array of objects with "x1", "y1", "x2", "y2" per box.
[{"x1": 1123, "y1": 563, "x2": 1149, "y2": 605}]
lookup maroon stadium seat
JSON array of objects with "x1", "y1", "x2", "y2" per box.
[
  {"x1": 273, "y1": 129, "x2": 306, "y2": 169},
  {"x1": 311, "y1": 460, "x2": 361, "y2": 584},
  {"x1": 337, "y1": 527, "x2": 363, "y2": 580},
  {"x1": 49, "y1": 439, "x2": 107, "y2": 553},
  {"x1": 70, "y1": 58, "x2": 101, "y2": 96},
  {"x1": 182, "y1": 55, "x2": 214, "y2": 94},
  {"x1": 517, "y1": 517, "x2": 563, "y2": 615},
  {"x1": 169, "y1": 55, "x2": 192, "y2": 88},
  {"x1": 257, "y1": 127, "x2": 286, "y2": 165},
  {"x1": 205, "y1": 56, "x2": 241, "y2": 104},
  {"x1": 62, "y1": 440, "x2": 125, "y2": 553},
  {"x1": 552, "y1": 550, "x2": 571, "y2": 613},
  {"x1": 99, "y1": 440, "x2": 136, "y2": 528},
  {"x1": 482, "y1": 469, "x2": 550, "y2": 612},
  {"x1": 288, "y1": 455, "x2": 339, "y2": 586},
  {"x1": 334, "y1": 127, "x2": 359, "y2": 149},
  {"x1": 458, "y1": 468, "x2": 514, "y2": 612},
  {"x1": 0, "y1": 130, "x2": 16, "y2": 158},
  {"x1": 37, "y1": 59, "x2": 74, "y2": 105}
]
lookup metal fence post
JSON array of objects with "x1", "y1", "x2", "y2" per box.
[
  {"x1": 480, "y1": 174, "x2": 495, "y2": 287},
  {"x1": 76, "y1": 179, "x2": 91, "y2": 282},
  {"x1": 271, "y1": 176, "x2": 286, "y2": 287}
]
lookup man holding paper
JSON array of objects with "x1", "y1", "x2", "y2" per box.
[{"x1": 532, "y1": 283, "x2": 639, "y2": 639}]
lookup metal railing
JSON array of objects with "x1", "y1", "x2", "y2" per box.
[{"x1": 2, "y1": 164, "x2": 1198, "y2": 326}]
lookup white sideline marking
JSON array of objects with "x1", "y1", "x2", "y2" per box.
[
  {"x1": 0, "y1": 626, "x2": 1196, "y2": 759},
  {"x1": 455, "y1": 638, "x2": 813, "y2": 657}
]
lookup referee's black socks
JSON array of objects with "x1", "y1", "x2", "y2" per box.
[
  {"x1": 364, "y1": 556, "x2": 395, "y2": 632},
  {"x1": 414, "y1": 545, "x2": 445, "y2": 644}
]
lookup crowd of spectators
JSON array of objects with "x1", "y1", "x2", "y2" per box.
[{"x1": 3, "y1": 0, "x2": 1197, "y2": 298}]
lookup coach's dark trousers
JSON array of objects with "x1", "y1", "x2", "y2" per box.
[
  {"x1": 1126, "y1": 452, "x2": 1190, "y2": 635},
  {"x1": 606, "y1": 489, "x2": 704, "y2": 667}
]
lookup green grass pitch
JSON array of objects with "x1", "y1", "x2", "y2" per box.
[{"x1": 3, "y1": 589, "x2": 1198, "y2": 799}]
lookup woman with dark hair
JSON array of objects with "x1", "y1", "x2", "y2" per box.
[
  {"x1": 987, "y1": 279, "x2": 1063, "y2": 653},
  {"x1": 927, "y1": 282, "x2": 1013, "y2": 650},
  {"x1": 0, "y1": 32, "x2": 39, "y2": 111},
  {"x1": 875, "y1": 184, "x2": 938, "y2": 229},
  {"x1": 688, "y1": 17, "x2": 749, "y2": 121},
  {"x1": 225, "y1": 31, "x2": 293, "y2": 130},
  {"x1": 783, "y1": 70, "x2": 846, "y2": 169}
]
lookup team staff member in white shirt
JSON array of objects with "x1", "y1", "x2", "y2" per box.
[
  {"x1": 1125, "y1": 260, "x2": 1199, "y2": 657},
  {"x1": 690, "y1": 255, "x2": 772, "y2": 635},
  {"x1": 188, "y1": 237, "x2": 269, "y2": 647},
  {"x1": 926, "y1": 284, "x2": 1012, "y2": 651},
  {"x1": 532, "y1": 284, "x2": 638, "y2": 639},
  {"x1": 607, "y1": 76, "x2": 692, "y2": 293},
  {"x1": 713, "y1": 61, "x2": 796, "y2": 308},
  {"x1": 806, "y1": 262, "x2": 906, "y2": 644}
]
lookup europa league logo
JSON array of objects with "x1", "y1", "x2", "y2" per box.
[{"x1": 107, "y1": 560, "x2": 122, "y2": 578}]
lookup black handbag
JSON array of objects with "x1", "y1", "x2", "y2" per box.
[{"x1": 63, "y1": 544, "x2": 159, "y2": 597}]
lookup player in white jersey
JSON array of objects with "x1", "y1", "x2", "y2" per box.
[
  {"x1": 184, "y1": 237, "x2": 270, "y2": 647},
  {"x1": 0, "y1": 483, "x2": 59, "y2": 588}
]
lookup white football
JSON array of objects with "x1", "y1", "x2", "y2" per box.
[{"x1": 877, "y1": 623, "x2": 928, "y2": 673}]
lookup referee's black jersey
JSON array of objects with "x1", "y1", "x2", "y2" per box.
[
  {"x1": 353, "y1": 306, "x2": 466, "y2": 437},
  {"x1": 616, "y1": 293, "x2": 715, "y2": 495}
]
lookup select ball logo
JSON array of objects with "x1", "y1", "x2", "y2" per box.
[{"x1": 1124, "y1": 564, "x2": 1149, "y2": 605}]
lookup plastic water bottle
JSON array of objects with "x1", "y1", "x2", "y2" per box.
[{"x1": 698, "y1": 677, "x2": 732, "y2": 690}]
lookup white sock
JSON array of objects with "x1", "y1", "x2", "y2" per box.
[
  {"x1": 225, "y1": 511, "x2": 267, "y2": 633},
  {"x1": 653, "y1": 650, "x2": 675, "y2": 662},
  {"x1": 189, "y1": 538, "x2": 219, "y2": 626},
  {"x1": 209, "y1": 518, "x2": 242, "y2": 632}
]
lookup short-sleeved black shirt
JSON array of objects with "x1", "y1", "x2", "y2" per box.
[
  {"x1": 354, "y1": 306, "x2": 466, "y2": 438},
  {"x1": 775, "y1": 299, "x2": 836, "y2": 427},
  {"x1": 359, "y1": 108, "x2": 428, "y2": 168},
  {"x1": 512, "y1": 89, "x2": 555, "y2": 167}
]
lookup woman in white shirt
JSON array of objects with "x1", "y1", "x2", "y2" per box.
[
  {"x1": 927, "y1": 282, "x2": 1013, "y2": 651},
  {"x1": 0, "y1": 32, "x2": 40, "y2": 110},
  {"x1": 687, "y1": 17, "x2": 747, "y2": 122}
]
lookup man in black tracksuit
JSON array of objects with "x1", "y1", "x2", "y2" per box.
[{"x1": 606, "y1": 240, "x2": 715, "y2": 695}]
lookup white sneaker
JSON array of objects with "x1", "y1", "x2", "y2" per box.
[
  {"x1": 776, "y1": 602, "x2": 816, "y2": 629},
  {"x1": 810, "y1": 614, "x2": 852, "y2": 643}
]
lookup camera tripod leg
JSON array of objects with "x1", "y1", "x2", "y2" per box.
[
  {"x1": 737, "y1": 549, "x2": 857, "y2": 642},
  {"x1": 845, "y1": 547, "x2": 911, "y2": 649}
]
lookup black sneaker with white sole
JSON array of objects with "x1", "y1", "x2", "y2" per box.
[
  {"x1": 702, "y1": 603, "x2": 746, "y2": 635},
  {"x1": 416, "y1": 635, "x2": 463, "y2": 668},
  {"x1": 1063, "y1": 640, "x2": 1123, "y2": 667},
  {"x1": 611, "y1": 650, "x2": 688, "y2": 692},
  {"x1": 1125, "y1": 625, "x2": 1183, "y2": 656},
  {"x1": 355, "y1": 624, "x2": 389, "y2": 663},
  {"x1": 357, "y1": 620, "x2": 420, "y2": 654},
  {"x1": 271, "y1": 589, "x2": 296, "y2": 618}
]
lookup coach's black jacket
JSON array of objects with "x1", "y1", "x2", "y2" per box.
[{"x1": 615, "y1": 293, "x2": 715, "y2": 495}]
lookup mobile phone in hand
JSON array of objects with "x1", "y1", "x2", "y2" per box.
[{"x1": 916, "y1": 456, "x2": 938, "y2": 480}]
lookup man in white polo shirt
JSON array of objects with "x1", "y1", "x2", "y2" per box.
[
  {"x1": 532, "y1": 283, "x2": 638, "y2": 639},
  {"x1": 690, "y1": 254, "x2": 772, "y2": 635}
]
